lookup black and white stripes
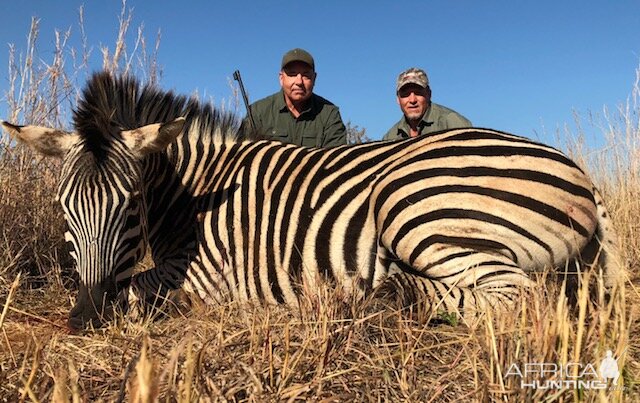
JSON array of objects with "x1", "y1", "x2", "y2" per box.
[
  {"x1": 3, "y1": 72, "x2": 622, "y2": 328},
  {"x1": 175, "y1": 126, "x2": 620, "y2": 319}
]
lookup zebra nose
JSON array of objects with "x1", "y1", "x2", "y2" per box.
[{"x1": 68, "y1": 278, "x2": 118, "y2": 330}]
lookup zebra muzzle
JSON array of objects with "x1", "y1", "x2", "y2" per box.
[{"x1": 68, "y1": 279, "x2": 119, "y2": 330}]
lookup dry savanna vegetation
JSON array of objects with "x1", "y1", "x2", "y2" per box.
[{"x1": 1, "y1": 5, "x2": 639, "y2": 402}]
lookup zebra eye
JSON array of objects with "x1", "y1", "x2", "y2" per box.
[{"x1": 131, "y1": 190, "x2": 142, "y2": 201}]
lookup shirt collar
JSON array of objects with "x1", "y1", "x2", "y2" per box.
[{"x1": 398, "y1": 105, "x2": 433, "y2": 137}]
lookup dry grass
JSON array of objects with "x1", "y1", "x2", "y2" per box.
[
  {"x1": 1, "y1": 3, "x2": 639, "y2": 402},
  {"x1": 0, "y1": 267, "x2": 634, "y2": 401}
]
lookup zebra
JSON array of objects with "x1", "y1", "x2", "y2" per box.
[{"x1": 1, "y1": 72, "x2": 623, "y2": 329}]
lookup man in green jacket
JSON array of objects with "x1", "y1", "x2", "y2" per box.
[
  {"x1": 239, "y1": 48, "x2": 347, "y2": 147},
  {"x1": 383, "y1": 67, "x2": 471, "y2": 140}
]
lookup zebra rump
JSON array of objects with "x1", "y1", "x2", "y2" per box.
[{"x1": 1, "y1": 72, "x2": 624, "y2": 329}]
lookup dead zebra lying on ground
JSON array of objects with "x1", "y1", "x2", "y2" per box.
[{"x1": 2, "y1": 72, "x2": 624, "y2": 329}]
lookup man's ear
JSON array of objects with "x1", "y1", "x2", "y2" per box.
[
  {"x1": 120, "y1": 117, "x2": 185, "y2": 157},
  {"x1": 1, "y1": 121, "x2": 80, "y2": 158}
]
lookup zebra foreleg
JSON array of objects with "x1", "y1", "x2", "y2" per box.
[{"x1": 119, "y1": 262, "x2": 188, "y2": 321}]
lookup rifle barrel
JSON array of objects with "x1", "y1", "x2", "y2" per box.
[{"x1": 233, "y1": 70, "x2": 257, "y2": 132}]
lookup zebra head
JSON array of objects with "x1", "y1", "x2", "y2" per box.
[{"x1": 1, "y1": 118, "x2": 185, "y2": 329}]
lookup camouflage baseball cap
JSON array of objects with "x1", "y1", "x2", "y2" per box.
[
  {"x1": 281, "y1": 48, "x2": 315, "y2": 70},
  {"x1": 396, "y1": 67, "x2": 429, "y2": 91}
]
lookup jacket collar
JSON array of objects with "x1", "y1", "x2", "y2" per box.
[{"x1": 398, "y1": 104, "x2": 433, "y2": 137}]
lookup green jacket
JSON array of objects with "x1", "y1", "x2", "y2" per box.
[
  {"x1": 382, "y1": 103, "x2": 471, "y2": 141},
  {"x1": 240, "y1": 90, "x2": 347, "y2": 147}
]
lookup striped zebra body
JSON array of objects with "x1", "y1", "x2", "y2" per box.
[
  {"x1": 2, "y1": 73, "x2": 622, "y2": 328},
  {"x1": 172, "y1": 126, "x2": 615, "y2": 315}
]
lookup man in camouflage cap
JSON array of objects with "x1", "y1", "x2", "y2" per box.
[
  {"x1": 239, "y1": 48, "x2": 346, "y2": 147},
  {"x1": 383, "y1": 67, "x2": 471, "y2": 140}
]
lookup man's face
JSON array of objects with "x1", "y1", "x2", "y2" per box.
[
  {"x1": 279, "y1": 61, "x2": 316, "y2": 104},
  {"x1": 397, "y1": 84, "x2": 431, "y2": 121}
]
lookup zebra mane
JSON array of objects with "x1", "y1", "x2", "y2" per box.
[{"x1": 73, "y1": 72, "x2": 243, "y2": 158}]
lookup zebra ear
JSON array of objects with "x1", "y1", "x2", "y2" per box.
[
  {"x1": 121, "y1": 117, "x2": 185, "y2": 157},
  {"x1": 1, "y1": 121, "x2": 80, "y2": 158}
]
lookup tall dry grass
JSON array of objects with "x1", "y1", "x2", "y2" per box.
[{"x1": 0, "y1": 3, "x2": 639, "y2": 402}]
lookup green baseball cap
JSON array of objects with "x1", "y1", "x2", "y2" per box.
[{"x1": 281, "y1": 48, "x2": 315, "y2": 70}]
